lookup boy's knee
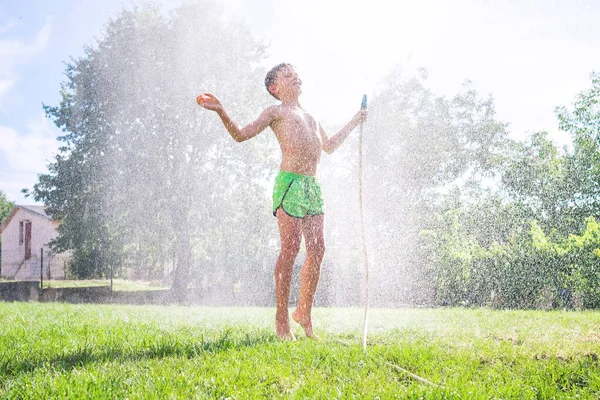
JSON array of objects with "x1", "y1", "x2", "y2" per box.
[
  {"x1": 280, "y1": 241, "x2": 301, "y2": 258},
  {"x1": 307, "y1": 243, "x2": 325, "y2": 259}
]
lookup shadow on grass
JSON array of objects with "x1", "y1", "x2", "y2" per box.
[{"x1": 0, "y1": 328, "x2": 276, "y2": 381}]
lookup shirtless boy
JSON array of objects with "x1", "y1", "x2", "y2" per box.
[{"x1": 198, "y1": 63, "x2": 367, "y2": 340}]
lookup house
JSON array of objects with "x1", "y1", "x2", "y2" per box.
[{"x1": 0, "y1": 205, "x2": 70, "y2": 280}]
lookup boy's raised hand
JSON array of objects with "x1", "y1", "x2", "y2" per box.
[
  {"x1": 196, "y1": 93, "x2": 222, "y2": 112},
  {"x1": 353, "y1": 109, "x2": 368, "y2": 125}
]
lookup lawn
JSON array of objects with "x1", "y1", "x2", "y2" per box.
[
  {"x1": 40, "y1": 279, "x2": 168, "y2": 291},
  {"x1": 0, "y1": 303, "x2": 599, "y2": 399}
]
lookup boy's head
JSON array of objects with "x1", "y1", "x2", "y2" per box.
[{"x1": 265, "y1": 63, "x2": 301, "y2": 100}]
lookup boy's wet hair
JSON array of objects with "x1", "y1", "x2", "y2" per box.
[{"x1": 265, "y1": 63, "x2": 293, "y2": 100}]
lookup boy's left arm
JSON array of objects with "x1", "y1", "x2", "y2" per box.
[{"x1": 320, "y1": 109, "x2": 368, "y2": 154}]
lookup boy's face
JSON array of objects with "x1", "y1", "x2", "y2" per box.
[{"x1": 272, "y1": 66, "x2": 302, "y2": 99}]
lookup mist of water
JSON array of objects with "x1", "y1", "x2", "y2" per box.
[{"x1": 54, "y1": 1, "x2": 515, "y2": 312}]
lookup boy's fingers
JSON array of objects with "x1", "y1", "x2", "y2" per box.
[
  {"x1": 197, "y1": 93, "x2": 220, "y2": 108},
  {"x1": 206, "y1": 93, "x2": 221, "y2": 102}
]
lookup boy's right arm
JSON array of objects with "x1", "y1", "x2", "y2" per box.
[{"x1": 199, "y1": 93, "x2": 276, "y2": 142}]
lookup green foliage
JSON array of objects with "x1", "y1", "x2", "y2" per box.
[
  {"x1": 555, "y1": 71, "x2": 600, "y2": 223},
  {"x1": 540, "y1": 217, "x2": 600, "y2": 308},
  {"x1": 500, "y1": 131, "x2": 575, "y2": 232},
  {"x1": 419, "y1": 72, "x2": 600, "y2": 310},
  {"x1": 421, "y1": 194, "x2": 600, "y2": 308},
  {"x1": 0, "y1": 191, "x2": 14, "y2": 223}
]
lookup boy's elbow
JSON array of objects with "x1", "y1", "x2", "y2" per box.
[
  {"x1": 234, "y1": 128, "x2": 256, "y2": 143},
  {"x1": 322, "y1": 144, "x2": 334, "y2": 154},
  {"x1": 232, "y1": 133, "x2": 247, "y2": 143}
]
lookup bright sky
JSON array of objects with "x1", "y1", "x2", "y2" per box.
[{"x1": 1, "y1": 0, "x2": 599, "y2": 204}]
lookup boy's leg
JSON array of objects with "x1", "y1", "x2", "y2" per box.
[
  {"x1": 292, "y1": 214, "x2": 325, "y2": 339},
  {"x1": 274, "y1": 208, "x2": 302, "y2": 340}
]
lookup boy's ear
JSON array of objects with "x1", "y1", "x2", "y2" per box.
[{"x1": 268, "y1": 84, "x2": 278, "y2": 96}]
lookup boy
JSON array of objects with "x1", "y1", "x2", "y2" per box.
[{"x1": 198, "y1": 63, "x2": 367, "y2": 340}]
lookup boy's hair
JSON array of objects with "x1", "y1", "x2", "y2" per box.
[{"x1": 265, "y1": 63, "x2": 292, "y2": 100}]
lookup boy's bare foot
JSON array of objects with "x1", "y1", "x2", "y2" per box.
[
  {"x1": 292, "y1": 310, "x2": 319, "y2": 340},
  {"x1": 276, "y1": 320, "x2": 296, "y2": 341},
  {"x1": 277, "y1": 331, "x2": 296, "y2": 341}
]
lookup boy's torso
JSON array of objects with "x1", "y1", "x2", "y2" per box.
[{"x1": 270, "y1": 105, "x2": 322, "y2": 176}]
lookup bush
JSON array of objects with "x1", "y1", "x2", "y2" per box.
[{"x1": 420, "y1": 213, "x2": 600, "y2": 309}]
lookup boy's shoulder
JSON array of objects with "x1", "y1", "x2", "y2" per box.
[
  {"x1": 266, "y1": 104, "x2": 286, "y2": 114},
  {"x1": 263, "y1": 104, "x2": 289, "y2": 121}
]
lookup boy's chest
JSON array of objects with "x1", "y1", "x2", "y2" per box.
[{"x1": 275, "y1": 110, "x2": 320, "y2": 145}]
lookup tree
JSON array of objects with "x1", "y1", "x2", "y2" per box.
[
  {"x1": 556, "y1": 71, "x2": 600, "y2": 224},
  {"x1": 494, "y1": 71, "x2": 600, "y2": 236},
  {"x1": 0, "y1": 191, "x2": 14, "y2": 223},
  {"x1": 416, "y1": 72, "x2": 600, "y2": 309},
  {"x1": 28, "y1": 1, "x2": 279, "y2": 291},
  {"x1": 499, "y1": 131, "x2": 575, "y2": 233}
]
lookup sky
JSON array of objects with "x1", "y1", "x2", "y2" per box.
[{"x1": 1, "y1": 0, "x2": 599, "y2": 204}]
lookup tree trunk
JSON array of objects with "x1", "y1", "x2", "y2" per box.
[{"x1": 170, "y1": 208, "x2": 192, "y2": 301}]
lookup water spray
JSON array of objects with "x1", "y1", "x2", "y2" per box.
[
  {"x1": 359, "y1": 94, "x2": 370, "y2": 351},
  {"x1": 356, "y1": 94, "x2": 445, "y2": 389}
]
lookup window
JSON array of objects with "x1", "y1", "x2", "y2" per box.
[{"x1": 19, "y1": 221, "x2": 24, "y2": 245}]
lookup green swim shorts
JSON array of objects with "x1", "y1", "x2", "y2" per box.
[{"x1": 272, "y1": 171, "x2": 324, "y2": 218}]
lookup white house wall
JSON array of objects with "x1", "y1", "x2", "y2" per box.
[{"x1": 1, "y1": 208, "x2": 69, "y2": 280}]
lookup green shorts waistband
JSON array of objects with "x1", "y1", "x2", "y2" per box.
[{"x1": 277, "y1": 170, "x2": 318, "y2": 181}]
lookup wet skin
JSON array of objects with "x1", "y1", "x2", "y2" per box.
[{"x1": 199, "y1": 66, "x2": 367, "y2": 339}]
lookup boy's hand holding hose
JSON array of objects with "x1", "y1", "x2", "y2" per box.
[
  {"x1": 351, "y1": 109, "x2": 369, "y2": 126},
  {"x1": 352, "y1": 95, "x2": 369, "y2": 126}
]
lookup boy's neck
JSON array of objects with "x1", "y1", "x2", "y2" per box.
[{"x1": 279, "y1": 94, "x2": 300, "y2": 108}]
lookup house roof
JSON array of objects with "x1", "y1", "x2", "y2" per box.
[
  {"x1": 17, "y1": 205, "x2": 50, "y2": 219},
  {"x1": 0, "y1": 205, "x2": 53, "y2": 234}
]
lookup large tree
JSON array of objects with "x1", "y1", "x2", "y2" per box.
[
  {"x1": 29, "y1": 1, "x2": 278, "y2": 291},
  {"x1": 499, "y1": 72, "x2": 600, "y2": 237},
  {"x1": 499, "y1": 131, "x2": 573, "y2": 232},
  {"x1": 556, "y1": 71, "x2": 600, "y2": 223}
]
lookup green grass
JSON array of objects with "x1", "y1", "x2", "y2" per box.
[
  {"x1": 0, "y1": 303, "x2": 599, "y2": 399},
  {"x1": 40, "y1": 279, "x2": 168, "y2": 291}
]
